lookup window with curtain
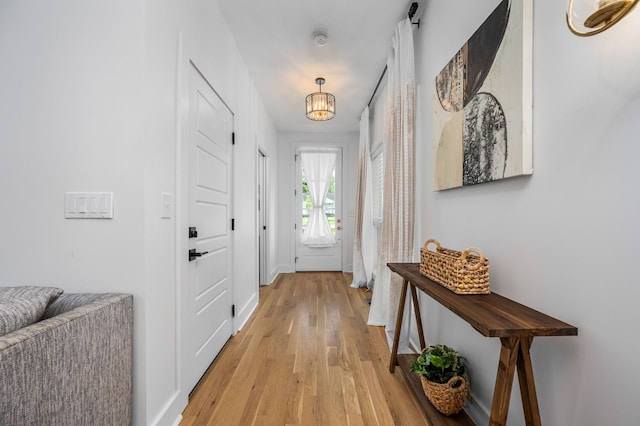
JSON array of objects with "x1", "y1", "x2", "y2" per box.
[
  {"x1": 371, "y1": 151, "x2": 384, "y2": 281},
  {"x1": 300, "y1": 151, "x2": 337, "y2": 247},
  {"x1": 370, "y1": 78, "x2": 387, "y2": 227},
  {"x1": 369, "y1": 79, "x2": 387, "y2": 284}
]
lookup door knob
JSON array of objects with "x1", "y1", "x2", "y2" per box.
[
  {"x1": 189, "y1": 249, "x2": 209, "y2": 262},
  {"x1": 336, "y1": 226, "x2": 342, "y2": 231}
]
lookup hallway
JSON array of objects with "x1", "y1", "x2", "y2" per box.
[{"x1": 181, "y1": 272, "x2": 426, "y2": 425}]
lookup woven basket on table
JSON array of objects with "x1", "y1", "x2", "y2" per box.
[
  {"x1": 419, "y1": 375, "x2": 468, "y2": 416},
  {"x1": 420, "y1": 239, "x2": 490, "y2": 295}
]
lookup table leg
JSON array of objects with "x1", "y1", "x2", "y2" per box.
[
  {"x1": 489, "y1": 337, "x2": 543, "y2": 426},
  {"x1": 516, "y1": 337, "x2": 541, "y2": 426},
  {"x1": 489, "y1": 337, "x2": 519, "y2": 426},
  {"x1": 410, "y1": 285, "x2": 426, "y2": 351},
  {"x1": 389, "y1": 278, "x2": 409, "y2": 373}
]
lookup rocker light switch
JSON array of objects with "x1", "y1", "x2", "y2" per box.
[{"x1": 65, "y1": 192, "x2": 113, "y2": 219}]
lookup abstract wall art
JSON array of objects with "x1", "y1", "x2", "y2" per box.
[{"x1": 433, "y1": 0, "x2": 533, "y2": 190}]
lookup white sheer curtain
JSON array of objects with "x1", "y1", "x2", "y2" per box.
[
  {"x1": 367, "y1": 17, "x2": 416, "y2": 352},
  {"x1": 301, "y1": 151, "x2": 337, "y2": 247},
  {"x1": 351, "y1": 107, "x2": 375, "y2": 288}
]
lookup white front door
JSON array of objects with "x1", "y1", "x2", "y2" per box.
[
  {"x1": 295, "y1": 148, "x2": 343, "y2": 271},
  {"x1": 185, "y1": 64, "x2": 234, "y2": 393}
]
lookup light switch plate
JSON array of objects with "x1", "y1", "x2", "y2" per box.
[{"x1": 65, "y1": 192, "x2": 113, "y2": 219}]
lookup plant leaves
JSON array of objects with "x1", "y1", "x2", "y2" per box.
[{"x1": 411, "y1": 344, "x2": 468, "y2": 385}]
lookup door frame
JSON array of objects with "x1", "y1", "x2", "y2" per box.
[{"x1": 257, "y1": 147, "x2": 269, "y2": 285}]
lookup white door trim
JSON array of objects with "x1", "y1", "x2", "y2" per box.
[{"x1": 257, "y1": 147, "x2": 269, "y2": 285}]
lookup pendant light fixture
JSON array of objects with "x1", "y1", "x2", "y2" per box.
[
  {"x1": 306, "y1": 77, "x2": 335, "y2": 121},
  {"x1": 567, "y1": 0, "x2": 639, "y2": 36}
]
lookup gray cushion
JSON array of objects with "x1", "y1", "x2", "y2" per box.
[
  {"x1": 0, "y1": 286, "x2": 64, "y2": 336},
  {"x1": 44, "y1": 293, "x2": 114, "y2": 318}
]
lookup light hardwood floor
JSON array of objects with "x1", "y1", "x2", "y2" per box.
[{"x1": 180, "y1": 272, "x2": 427, "y2": 425}]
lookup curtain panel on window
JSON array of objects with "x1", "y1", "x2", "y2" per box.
[
  {"x1": 351, "y1": 107, "x2": 375, "y2": 288},
  {"x1": 301, "y1": 151, "x2": 337, "y2": 247},
  {"x1": 367, "y1": 17, "x2": 416, "y2": 353}
]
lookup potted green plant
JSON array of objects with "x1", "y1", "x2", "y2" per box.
[{"x1": 410, "y1": 344, "x2": 469, "y2": 416}]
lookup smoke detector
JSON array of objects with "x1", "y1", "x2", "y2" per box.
[{"x1": 313, "y1": 32, "x2": 328, "y2": 47}]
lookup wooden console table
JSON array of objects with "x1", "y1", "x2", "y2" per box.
[{"x1": 387, "y1": 263, "x2": 577, "y2": 426}]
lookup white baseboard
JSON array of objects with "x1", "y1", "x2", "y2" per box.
[
  {"x1": 234, "y1": 292, "x2": 258, "y2": 333},
  {"x1": 464, "y1": 396, "x2": 490, "y2": 426},
  {"x1": 272, "y1": 264, "x2": 294, "y2": 277},
  {"x1": 149, "y1": 391, "x2": 186, "y2": 426}
]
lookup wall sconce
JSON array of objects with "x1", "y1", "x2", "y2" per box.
[
  {"x1": 567, "y1": 0, "x2": 639, "y2": 36},
  {"x1": 306, "y1": 78, "x2": 335, "y2": 121}
]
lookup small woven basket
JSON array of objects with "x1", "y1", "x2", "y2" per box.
[
  {"x1": 420, "y1": 239, "x2": 490, "y2": 294},
  {"x1": 420, "y1": 375, "x2": 468, "y2": 416}
]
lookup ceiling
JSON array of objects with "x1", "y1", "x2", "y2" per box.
[{"x1": 216, "y1": 0, "x2": 423, "y2": 133}]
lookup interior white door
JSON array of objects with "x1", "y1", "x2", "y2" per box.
[
  {"x1": 295, "y1": 148, "x2": 343, "y2": 271},
  {"x1": 185, "y1": 64, "x2": 234, "y2": 393}
]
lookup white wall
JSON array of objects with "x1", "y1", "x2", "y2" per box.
[
  {"x1": 276, "y1": 132, "x2": 358, "y2": 274},
  {"x1": 0, "y1": 1, "x2": 278, "y2": 425},
  {"x1": 414, "y1": 1, "x2": 640, "y2": 424},
  {"x1": 142, "y1": 1, "x2": 280, "y2": 422},
  {"x1": 0, "y1": 0, "x2": 148, "y2": 422}
]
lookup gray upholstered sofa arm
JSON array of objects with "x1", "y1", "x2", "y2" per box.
[{"x1": 0, "y1": 293, "x2": 133, "y2": 426}]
